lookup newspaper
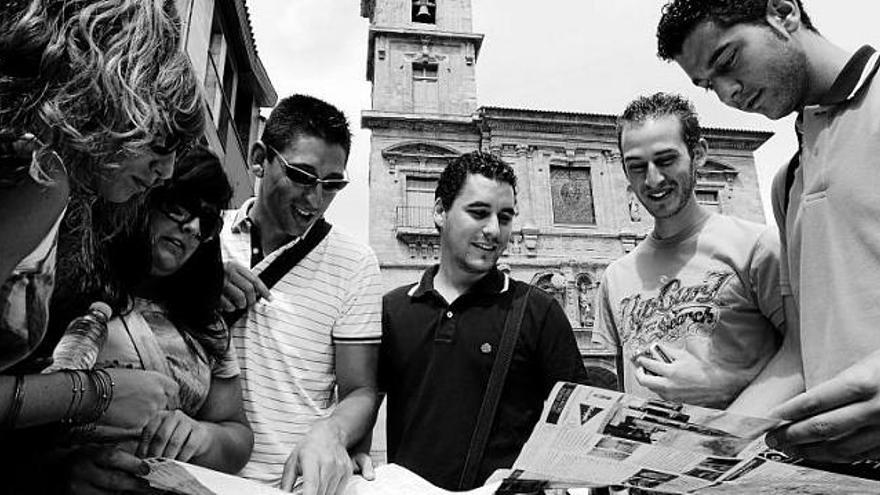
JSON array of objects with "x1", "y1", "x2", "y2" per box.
[
  {"x1": 142, "y1": 458, "x2": 501, "y2": 495},
  {"x1": 142, "y1": 458, "x2": 287, "y2": 495},
  {"x1": 511, "y1": 382, "x2": 880, "y2": 494}
]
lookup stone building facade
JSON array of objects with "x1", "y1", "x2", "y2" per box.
[{"x1": 361, "y1": 0, "x2": 771, "y2": 387}]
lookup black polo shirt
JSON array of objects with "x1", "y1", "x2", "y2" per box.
[{"x1": 380, "y1": 265, "x2": 589, "y2": 490}]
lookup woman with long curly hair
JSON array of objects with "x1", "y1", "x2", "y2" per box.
[{"x1": 0, "y1": 0, "x2": 204, "y2": 446}]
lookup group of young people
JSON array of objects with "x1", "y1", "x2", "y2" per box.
[
  {"x1": 3, "y1": 0, "x2": 880, "y2": 493},
  {"x1": 597, "y1": 0, "x2": 880, "y2": 477}
]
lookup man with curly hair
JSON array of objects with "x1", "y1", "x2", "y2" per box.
[
  {"x1": 657, "y1": 0, "x2": 880, "y2": 465},
  {"x1": 379, "y1": 151, "x2": 588, "y2": 490},
  {"x1": 593, "y1": 92, "x2": 785, "y2": 410}
]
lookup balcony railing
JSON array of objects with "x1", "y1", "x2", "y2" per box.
[{"x1": 395, "y1": 205, "x2": 435, "y2": 229}]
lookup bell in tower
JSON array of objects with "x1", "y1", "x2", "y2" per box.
[{"x1": 412, "y1": 0, "x2": 436, "y2": 24}]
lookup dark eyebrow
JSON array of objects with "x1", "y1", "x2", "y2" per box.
[
  {"x1": 707, "y1": 42, "x2": 729, "y2": 69},
  {"x1": 655, "y1": 149, "x2": 680, "y2": 159},
  {"x1": 691, "y1": 42, "x2": 730, "y2": 86}
]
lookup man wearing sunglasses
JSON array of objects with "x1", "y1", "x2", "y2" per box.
[{"x1": 219, "y1": 94, "x2": 381, "y2": 495}]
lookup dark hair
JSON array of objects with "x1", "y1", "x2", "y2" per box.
[
  {"x1": 617, "y1": 92, "x2": 702, "y2": 170},
  {"x1": 435, "y1": 150, "x2": 517, "y2": 212},
  {"x1": 261, "y1": 94, "x2": 351, "y2": 161},
  {"x1": 657, "y1": 0, "x2": 816, "y2": 61},
  {"x1": 46, "y1": 146, "x2": 230, "y2": 361},
  {"x1": 151, "y1": 146, "x2": 232, "y2": 361},
  {"x1": 115, "y1": 145, "x2": 232, "y2": 361}
]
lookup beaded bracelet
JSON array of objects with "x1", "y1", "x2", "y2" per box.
[
  {"x1": 4, "y1": 375, "x2": 25, "y2": 429},
  {"x1": 71, "y1": 369, "x2": 116, "y2": 434},
  {"x1": 94, "y1": 368, "x2": 114, "y2": 420},
  {"x1": 72, "y1": 371, "x2": 86, "y2": 425},
  {"x1": 87, "y1": 369, "x2": 112, "y2": 424},
  {"x1": 85, "y1": 371, "x2": 103, "y2": 427},
  {"x1": 61, "y1": 371, "x2": 80, "y2": 425}
]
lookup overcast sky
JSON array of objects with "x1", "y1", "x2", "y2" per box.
[{"x1": 248, "y1": 1, "x2": 880, "y2": 242}]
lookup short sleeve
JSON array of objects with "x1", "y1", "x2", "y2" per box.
[
  {"x1": 212, "y1": 336, "x2": 240, "y2": 379},
  {"x1": 591, "y1": 273, "x2": 620, "y2": 348},
  {"x1": 749, "y1": 226, "x2": 785, "y2": 333},
  {"x1": 331, "y1": 248, "x2": 382, "y2": 344}
]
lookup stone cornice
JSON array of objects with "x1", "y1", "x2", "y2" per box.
[
  {"x1": 361, "y1": 110, "x2": 477, "y2": 134},
  {"x1": 478, "y1": 106, "x2": 773, "y2": 151},
  {"x1": 368, "y1": 26, "x2": 484, "y2": 51},
  {"x1": 365, "y1": 26, "x2": 484, "y2": 81}
]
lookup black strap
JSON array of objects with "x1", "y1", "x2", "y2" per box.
[
  {"x1": 782, "y1": 149, "x2": 801, "y2": 215},
  {"x1": 458, "y1": 282, "x2": 533, "y2": 490},
  {"x1": 223, "y1": 219, "x2": 332, "y2": 326}
]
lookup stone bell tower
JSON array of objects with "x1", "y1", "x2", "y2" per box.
[{"x1": 361, "y1": 0, "x2": 484, "y2": 290}]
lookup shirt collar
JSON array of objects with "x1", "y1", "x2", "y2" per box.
[
  {"x1": 817, "y1": 45, "x2": 879, "y2": 106},
  {"x1": 408, "y1": 264, "x2": 511, "y2": 299},
  {"x1": 229, "y1": 197, "x2": 257, "y2": 234}
]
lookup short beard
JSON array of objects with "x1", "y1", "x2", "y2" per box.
[{"x1": 644, "y1": 160, "x2": 697, "y2": 220}]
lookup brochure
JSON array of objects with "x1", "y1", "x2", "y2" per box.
[{"x1": 510, "y1": 382, "x2": 880, "y2": 494}]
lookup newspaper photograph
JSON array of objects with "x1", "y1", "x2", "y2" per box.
[{"x1": 511, "y1": 382, "x2": 880, "y2": 494}]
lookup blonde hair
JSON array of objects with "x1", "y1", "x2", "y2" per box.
[
  {"x1": 0, "y1": 0, "x2": 204, "y2": 188},
  {"x1": 0, "y1": 0, "x2": 206, "y2": 318}
]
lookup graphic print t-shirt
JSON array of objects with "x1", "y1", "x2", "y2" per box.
[{"x1": 594, "y1": 213, "x2": 784, "y2": 404}]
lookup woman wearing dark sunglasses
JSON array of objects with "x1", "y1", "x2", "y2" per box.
[{"x1": 61, "y1": 146, "x2": 253, "y2": 489}]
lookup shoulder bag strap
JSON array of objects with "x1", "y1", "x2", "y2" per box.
[
  {"x1": 458, "y1": 282, "x2": 533, "y2": 490},
  {"x1": 222, "y1": 219, "x2": 332, "y2": 326}
]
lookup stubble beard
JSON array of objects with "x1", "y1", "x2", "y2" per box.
[
  {"x1": 645, "y1": 164, "x2": 697, "y2": 221},
  {"x1": 763, "y1": 34, "x2": 811, "y2": 119}
]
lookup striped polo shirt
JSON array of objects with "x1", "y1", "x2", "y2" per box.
[{"x1": 221, "y1": 200, "x2": 382, "y2": 486}]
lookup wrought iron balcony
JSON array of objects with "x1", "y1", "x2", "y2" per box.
[{"x1": 395, "y1": 205, "x2": 435, "y2": 230}]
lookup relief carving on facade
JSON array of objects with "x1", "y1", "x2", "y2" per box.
[
  {"x1": 627, "y1": 185, "x2": 642, "y2": 223},
  {"x1": 576, "y1": 273, "x2": 595, "y2": 327},
  {"x1": 533, "y1": 272, "x2": 567, "y2": 311},
  {"x1": 521, "y1": 224, "x2": 539, "y2": 256},
  {"x1": 550, "y1": 166, "x2": 596, "y2": 225},
  {"x1": 506, "y1": 231, "x2": 524, "y2": 256},
  {"x1": 382, "y1": 141, "x2": 459, "y2": 172},
  {"x1": 406, "y1": 236, "x2": 440, "y2": 260}
]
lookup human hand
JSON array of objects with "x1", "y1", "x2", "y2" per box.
[
  {"x1": 64, "y1": 445, "x2": 154, "y2": 495},
  {"x1": 766, "y1": 349, "x2": 880, "y2": 462},
  {"x1": 351, "y1": 452, "x2": 375, "y2": 481},
  {"x1": 219, "y1": 261, "x2": 271, "y2": 312},
  {"x1": 136, "y1": 409, "x2": 212, "y2": 463},
  {"x1": 96, "y1": 369, "x2": 179, "y2": 438},
  {"x1": 635, "y1": 345, "x2": 752, "y2": 408},
  {"x1": 280, "y1": 420, "x2": 351, "y2": 494}
]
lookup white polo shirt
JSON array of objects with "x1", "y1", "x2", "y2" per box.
[
  {"x1": 772, "y1": 46, "x2": 880, "y2": 388},
  {"x1": 221, "y1": 199, "x2": 382, "y2": 486}
]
